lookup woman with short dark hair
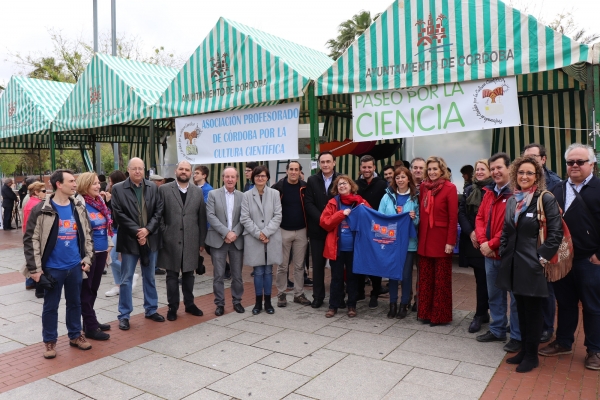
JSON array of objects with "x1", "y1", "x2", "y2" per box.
[{"x1": 497, "y1": 157, "x2": 562, "y2": 373}]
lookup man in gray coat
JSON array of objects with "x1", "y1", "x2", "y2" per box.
[
  {"x1": 206, "y1": 167, "x2": 245, "y2": 316},
  {"x1": 158, "y1": 161, "x2": 207, "y2": 321}
]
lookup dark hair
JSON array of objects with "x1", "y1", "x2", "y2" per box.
[
  {"x1": 98, "y1": 174, "x2": 106, "y2": 182},
  {"x1": 50, "y1": 169, "x2": 74, "y2": 191},
  {"x1": 165, "y1": 177, "x2": 175, "y2": 183},
  {"x1": 330, "y1": 175, "x2": 359, "y2": 196},
  {"x1": 318, "y1": 151, "x2": 335, "y2": 162},
  {"x1": 460, "y1": 165, "x2": 474, "y2": 175},
  {"x1": 195, "y1": 165, "x2": 209, "y2": 176},
  {"x1": 360, "y1": 154, "x2": 375, "y2": 165},
  {"x1": 488, "y1": 152, "x2": 511, "y2": 168},
  {"x1": 391, "y1": 167, "x2": 417, "y2": 199},
  {"x1": 509, "y1": 156, "x2": 546, "y2": 193},
  {"x1": 523, "y1": 143, "x2": 547, "y2": 158},
  {"x1": 246, "y1": 162, "x2": 259, "y2": 170},
  {"x1": 286, "y1": 160, "x2": 302, "y2": 171},
  {"x1": 251, "y1": 165, "x2": 270, "y2": 183},
  {"x1": 383, "y1": 164, "x2": 394, "y2": 172},
  {"x1": 108, "y1": 170, "x2": 126, "y2": 193}
]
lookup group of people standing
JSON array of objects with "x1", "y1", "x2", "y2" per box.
[{"x1": 17, "y1": 142, "x2": 600, "y2": 373}]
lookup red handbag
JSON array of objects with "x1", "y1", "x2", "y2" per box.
[{"x1": 537, "y1": 191, "x2": 574, "y2": 282}]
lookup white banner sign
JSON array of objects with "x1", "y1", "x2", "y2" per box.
[
  {"x1": 352, "y1": 77, "x2": 520, "y2": 142},
  {"x1": 175, "y1": 102, "x2": 300, "y2": 164}
]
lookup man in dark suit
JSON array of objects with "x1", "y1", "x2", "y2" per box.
[
  {"x1": 158, "y1": 161, "x2": 207, "y2": 321},
  {"x1": 111, "y1": 157, "x2": 165, "y2": 330},
  {"x1": 305, "y1": 152, "x2": 339, "y2": 308},
  {"x1": 2, "y1": 178, "x2": 17, "y2": 230},
  {"x1": 540, "y1": 143, "x2": 600, "y2": 371},
  {"x1": 206, "y1": 167, "x2": 245, "y2": 316}
]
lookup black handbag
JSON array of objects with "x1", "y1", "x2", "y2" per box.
[
  {"x1": 196, "y1": 254, "x2": 206, "y2": 275},
  {"x1": 37, "y1": 271, "x2": 57, "y2": 290}
]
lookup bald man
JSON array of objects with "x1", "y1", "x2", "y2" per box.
[{"x1": 111, "y1": 158, "x2": 165, "y2": 330}]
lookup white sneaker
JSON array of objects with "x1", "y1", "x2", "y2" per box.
[
  {"x1": 105, "y1": 286, "x2": 119, "y2": 297},
  {"x1": 132, "y1": 273, "x2": 139, "y2": 290}
]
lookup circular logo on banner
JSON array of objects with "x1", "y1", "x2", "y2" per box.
[
  {"x1": 472, "y1": 78, "x2": 511, "y2": 124},
  {"x1": 177, "y1": 122, "x2": 202, "y2": 161}
]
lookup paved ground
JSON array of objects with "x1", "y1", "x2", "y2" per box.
[{"x1": 0, "y1": 228, "x2": 597, "y2": 399}]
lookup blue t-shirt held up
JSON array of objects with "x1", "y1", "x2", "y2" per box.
[
  {"x1": 348, "y1": 205, "x2": 416, "y2": 280},
  {"x1": 46, "y1": 201, "x2": 81, "y2": 270},
  {"x1": 86, "y1": 203, "x2": 109, "y2": 252}
]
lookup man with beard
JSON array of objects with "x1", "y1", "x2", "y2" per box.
[{"x1": 158, "y1": 161, "x2": 207, "y2": 321}]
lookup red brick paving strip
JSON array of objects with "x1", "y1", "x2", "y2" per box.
[
  {"x1": 0, "y1": 272, "x2": 27, "y2": 287},
  {"x1": 0, "y1": 282, "x2": 260, "y2": 393}
]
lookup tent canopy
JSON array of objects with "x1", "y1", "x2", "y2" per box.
[
  {"x1": 53, "y1": 53, "x2": 177, "y2": 135},
  {"x1": 316, "y1": 0, "x2": 592, "y2": 96},
  {"x1": 0, "y1": 76, "x2": 73, "y2": 148},
  {"x1": 153, "y1": 17, "x2": 333, "y2": 119}
]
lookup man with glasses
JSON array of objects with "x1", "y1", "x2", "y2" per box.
[
  {"x1": 111, "y1": 158, "x2": 165, "y2": 330},
  {"x1": 244, "y1": 162, "x2": 258, "y2": 192},
  {"x1": 522, "y1": 143, "x2": 562, "y2": 344},
  {"x1": 540, "y1": 143, "x2": 600, "y2": 370}
]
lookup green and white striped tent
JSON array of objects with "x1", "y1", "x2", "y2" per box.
[
  {"x1": 53, "y1": 53, "x2": 178, "y2": 140},
  {"x1": 314, "y1": 0, "x2": 596, "y2": 178},
  {"x1": 316, "y1": 0, "x2": 592, "y2": 95},
  {"x1": 0, "y1": 76, "x2": 75, "y2": 149},
  {"x1": 153, "y1": 17, "x2": 333, "y2": 119}
]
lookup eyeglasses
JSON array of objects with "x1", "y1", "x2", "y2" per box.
[
  {"x1": 245, "y1": 169, "x2": 253, "y2": 173},
  {"x1": 254, "y1": 175, "x2": 268, "y2": 179},
  {"x1": 337, "y1": 182, "x2": 349, "y2": 187},
  {"x1": 527, "y1": 154, "x2": 542, "y2": 159},
  {"x1": 566, "y1": 159, "x2": 589, "y2": 167},
  {"x1": 517, "y1": 171, "x2": 536, "y2": 177},
  {"x1": 40, "y1": 189, "x2": 47, "y2": 193},
  {"x1": 129, "y1": 167, "x2": 144, "y2": 172}
]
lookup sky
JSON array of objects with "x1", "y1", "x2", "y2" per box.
[{"x1": 1, "y1": 0, "x2": 599, "y2": 87}]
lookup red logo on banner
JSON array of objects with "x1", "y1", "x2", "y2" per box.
[
  {"x1": 416, "y1": 13, "x2": 447, "y2": 47},
  {"x1": 8, "y1": 102, "x2": 16, "y2": 118}
]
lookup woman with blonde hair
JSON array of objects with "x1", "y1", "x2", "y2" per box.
[
  {"x1": 458, "y1": 159, "x2": 494, "y2": 333},
  {"x1": 76, "y1": 172, "x2": 113, "y2": 340},
  {"x1": 417, "y1": 156, "x2": 458, "y2": 326},
  {"x1": 497, "y1": 157, "x2": 562, "y2": 372}
]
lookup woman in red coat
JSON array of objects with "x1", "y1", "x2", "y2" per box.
[{"x1": 417, "y1": 156, "x2": 458, "y2": 325}]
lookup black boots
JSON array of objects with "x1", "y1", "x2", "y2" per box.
[
  {"x1": 387, "y1": 303, "x2": 397, "y2": 318},
  {"x1": 264, "y1": 296, "x2": 275, "y2": 314},
  {"x1": 252, "y1": 295, "x2": 263, "y2": 315},
  {"x1": 516, "y1": 343, "x2": 539, "y2": 373},
  {"x1": 468, "y1": 314, "x2": 490, "y2": 333},
  {"x1": 397, "y1": 303, "x2": 409, "y2": 319}
]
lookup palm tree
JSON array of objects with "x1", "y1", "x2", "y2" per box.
[{"x1": 326, "y1": 10, "x2": 382, "y2": 60}]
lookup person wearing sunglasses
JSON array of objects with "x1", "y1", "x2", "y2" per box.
[{"x1": 539, "y1": 143, "x2": 600, "y2": 371}]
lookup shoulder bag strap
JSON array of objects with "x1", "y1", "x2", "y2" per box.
[{"x1": 537, "y1": 190, "x2": 549, "y2": 244}]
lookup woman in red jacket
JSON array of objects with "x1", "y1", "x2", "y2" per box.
[
  {"x1": 320, "y1": 175, "x2": 370, "y2": 319},
  {"x1": 417, "y1": 156, "x2": 458, "y2": 326}
]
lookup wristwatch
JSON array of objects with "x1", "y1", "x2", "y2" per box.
[{"x1": 538, "y1": 255, "x2": 548, "y2": 265}]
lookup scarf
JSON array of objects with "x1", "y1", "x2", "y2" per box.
[
  {"x1": 465, "y1": 177, "x2": 494, "y2": 214},
  {"x1": 340, "y1": 193, "x2": 364, "y2": 206},
  {"x1": 83, "y1": 194, "x2": 114, "y2": 237},
  {"x1": 513, "y1": 185, "x2": 537, "y2": 225},
  {"x1": 421, "y1": 178, "x2": 446, "y2": 228}
]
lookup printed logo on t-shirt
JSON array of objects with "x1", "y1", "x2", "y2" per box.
[
  {"x1": 371, "y1": 220, "x2": 397, "y2": 249},
  {"x1": 341, "y1": 219, "x2": 350, "y2": 233},
  {"x1": 396, "y1": 205, "x2": 403, "y2": 214},
  {"x1": 59, "y1": 217, "x2": 77, "y2": 247}
]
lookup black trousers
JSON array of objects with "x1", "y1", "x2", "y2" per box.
[
  {"x1": 2, "y1": 203, "x2": 13, "y2": 229},
  {"x1": 166, "y1": 268, "x2": 195, "y2": 311},
  {"x1": 357, "y1": 275, "x2": 382, "y2": 299},
  {"x1": 515, "y1": 294, "x2": 544, "y2": 350},
  {"x1": 310, "y1": 238, "x2": 326, "y2": 301},
  {"x1": 472, "y1": 264, "x2": 489, "y2": 317}
]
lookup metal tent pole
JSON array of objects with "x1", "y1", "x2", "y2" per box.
[
  {"x1": 111, "y1": 0, "x2": 120, "y2": 170},
  {"x1": 50, "y1": 128, "x2": 56, "y2": 171},
  {"x1": 149, "y1": 119, "x2": 156, "y2": 172},
  {"x1": 93, "y1": 0, "x2": 102, "y2": 173},
  {"x1": 308, "y1": 83, "x2": 319, "y2": 173}
]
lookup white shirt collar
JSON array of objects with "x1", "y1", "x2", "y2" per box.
[{"x1": 567, "y1": 172, "x2": 594, "y2": 188}]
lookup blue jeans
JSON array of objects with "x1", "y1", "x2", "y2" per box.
[
  {"x1": 390, "y1": 252, "x2": 415, "y2": 304},
  {"x1": 26, "y1": 277, "x2": 35, "y2": 287},
  {"x1": 554, "y1": 258, "x2": 600, "y2": 352},
  {"x1": 485, "y1": 257, "x2": 521, "y2": 340},
  {"x1": 253, "y1": 265, "x2": 272, "y2": 296},
  {"x1": 42, "y1": 264, "x2": 82, "y2": 342},
  {"x1": 109, "y1": 232, "x2": 121, "y2": 285},
  {"x1": 118, "y1": 251, "x2": 158, "y2": 320}
]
